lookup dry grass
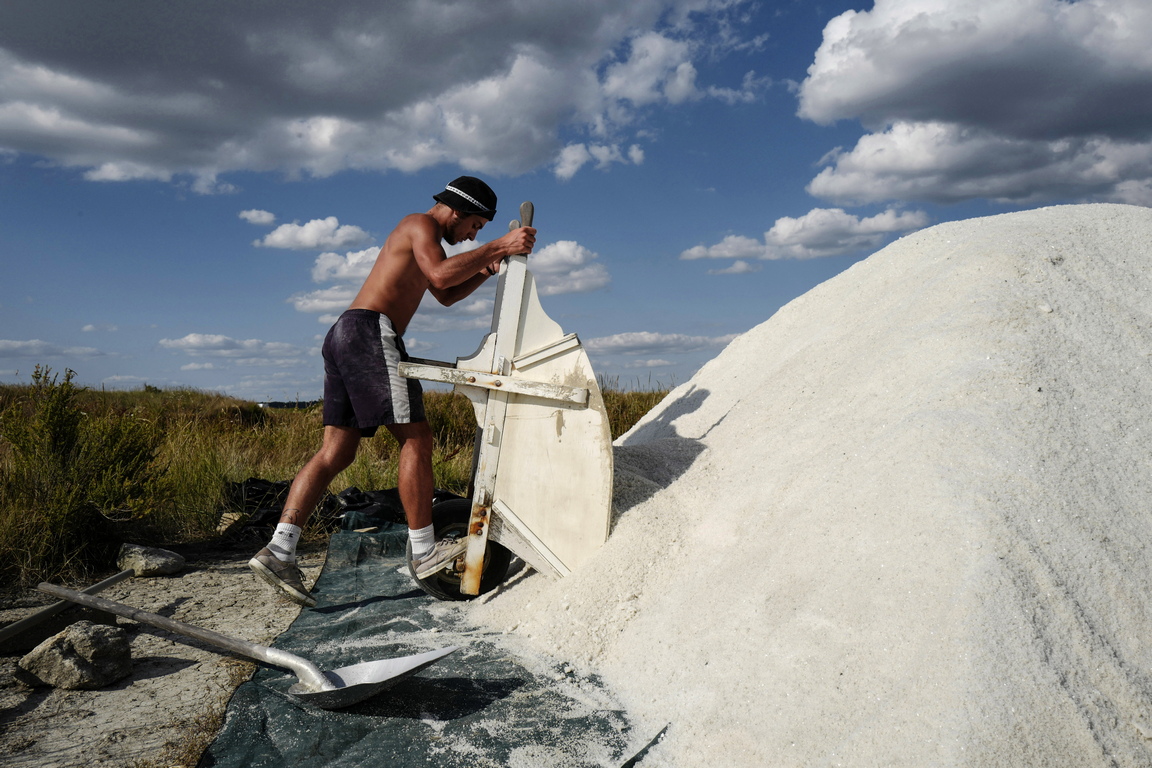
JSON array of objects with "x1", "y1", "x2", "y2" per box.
[{"x1": 0, "y1": 367, "x2": 667, "y2": 586}]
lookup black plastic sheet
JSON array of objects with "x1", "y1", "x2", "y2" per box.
[{"x1": 200, "y1": 526, "x2": 645, "y2": 767}]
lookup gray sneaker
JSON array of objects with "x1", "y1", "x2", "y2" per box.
[
  {"x1": 414, "y1": 537, "x2": 469, "y2": 580},
  {"x1": 248, "y1": 548, "x2": 317, "y2": 607}
]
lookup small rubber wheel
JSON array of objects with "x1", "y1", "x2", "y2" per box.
[{"x1": 407, "y1": 498, "x2": 512, "y2": 601}]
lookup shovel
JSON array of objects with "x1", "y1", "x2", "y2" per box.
[{"x1": 38, "y1": 582, "x2": 457, "y2": 709}]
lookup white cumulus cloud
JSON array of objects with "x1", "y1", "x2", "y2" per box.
[
  {"x1": 797, "y1": 0, "x2": 1152, "y2": 205},
  {"x1": 682, "y1": 207, "x2": 929, "y2": 262},
  {"x1": 586, "y1": 331, "x2": 735, "y2": 356},
  {"x1": 529, "y1": 240, "x2": 611, "y2": 295},
  {"x1": 256, "y1": 216, "x2": 371, "y2": 250},
  {"x1": 0, "y1": 1, "x2": 768, "y2": 189},
  {"x1": 288, "y1": 286, "x2": 358, "y2": 315},
  {"x1": 708, "y1": 260, "x2": 760, "y2": 275},
  {"x1": 159, "y1": 333, "x2": 303, "y2": 361},
  {"x1": 240, "y1": 209, "x2": 276, "y2": 225},
  {"x1": 603, "y1": 32, "x2": 701, "y2": 107},
  {"x1": 311, "y1": 246, "x2": 380, "y2": 283},
  {"x1": 0, "y1": 338, "x2": 103, "y2": 358}
]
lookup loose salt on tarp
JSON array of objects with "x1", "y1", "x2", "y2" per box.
[{"x1": 202, "y1": 526, "x2": 644, "y2": 768}]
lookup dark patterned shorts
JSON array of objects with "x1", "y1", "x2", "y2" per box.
[{"x1": 321, "y1": 310, "x2": 426, "y2": 437}]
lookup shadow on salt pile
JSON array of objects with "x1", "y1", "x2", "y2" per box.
[{"x1": 610, "y1": 386, "x2": 711, "y2": 528}]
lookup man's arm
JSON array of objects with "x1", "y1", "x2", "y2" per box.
[
  {"x1": 429, "y1": 267, "x2": 495, "y2": 306},
  {"x1": 411, "y1": 221, "x2": 536, "y2": 306}
]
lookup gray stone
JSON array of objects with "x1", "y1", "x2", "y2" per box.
[
  {"x1": 117, "y1": 543, "x2": 185, "y2": 576},
  {"x1": 18, "y1": 620, "x2": 132, "y2": 690},
  {"x1": 0, "y1": 604, "x2": 118, "y2": 655}
]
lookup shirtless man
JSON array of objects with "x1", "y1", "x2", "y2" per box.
[{"x1": 249, "y1": 176, "x2": 536, "y2": 606}]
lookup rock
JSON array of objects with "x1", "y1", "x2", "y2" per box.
[
  {"x1": 18, "y1": 620, "x2": 132, "y2": 690},
  {"x1": 0, "y1": 604, "x2": 118, "y2": 655},
  {"x1": 117, "y1": 543, "x2": 185, "y2": 576},
  {"x1": 216, "y1": 510, "x2": 245, "y2": 535}
]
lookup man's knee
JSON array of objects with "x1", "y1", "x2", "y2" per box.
[{"x1": 317, "y1": 425, "x2": 361, "y2": 468}]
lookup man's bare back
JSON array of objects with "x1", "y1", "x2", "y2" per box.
[{"x1": 350, "y1": 206, "x2": 536, "y2": 335}]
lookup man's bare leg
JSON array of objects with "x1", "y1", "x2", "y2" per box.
[
  {"x1": 278, "y1": 425, "x2": 362, "y2": 530},
  {"x1": 249, "y1": 425, "x2": 360, "y2": 606},
  {"x1": 388, "y1": 420, "x2": 468, "y2": 578},
  {"x1": 386, "y1": 421, "x2": 434, "y2": 532}
]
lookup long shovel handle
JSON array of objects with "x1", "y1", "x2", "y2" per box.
[
  {"x1": 37, "y1": 583, "x2": 334, "y2": 692},
  {"x1": 0, "y1": 569, "x2": 133, "y2": 645}
]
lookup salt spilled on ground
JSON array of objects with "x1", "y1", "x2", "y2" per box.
[{"x1": 468, "y1": 204, "x2": 1152, "y2": 766}]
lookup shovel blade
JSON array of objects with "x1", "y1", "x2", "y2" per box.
[{"x1": 288, "y1": 646, "x2": 458, "y2": 709}]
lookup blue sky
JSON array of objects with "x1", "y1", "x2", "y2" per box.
[{"x1": 2, "y1": 0, "x2": 1150, "y2": 401}]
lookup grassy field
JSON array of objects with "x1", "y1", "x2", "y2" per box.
[{"x1": 0, "y1": 366, "x2": 667, "y2": 586}]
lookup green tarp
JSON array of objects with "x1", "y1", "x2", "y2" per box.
[{"x1": 201, "y1": 526, "x2": 651, "y2": 767}]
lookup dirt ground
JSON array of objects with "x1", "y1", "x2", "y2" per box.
[{"x1": 0, "y1": 537, "x2": 326, "y2": 768}]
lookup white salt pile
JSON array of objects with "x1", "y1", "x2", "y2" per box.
[{"x1": 469, "y1": 203, "x2": 1152, "y2": 766}]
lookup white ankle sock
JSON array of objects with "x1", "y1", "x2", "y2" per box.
[
  {"x1": 268, "y1": 523, "x2": 302, "y2": 563},
  {"x1": 409, "y1": 524, "x2": 435, "y2": 561}
]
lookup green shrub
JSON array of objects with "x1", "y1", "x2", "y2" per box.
[{"x1": 0, "y1": 367, "x2": 165, "y2": 582}]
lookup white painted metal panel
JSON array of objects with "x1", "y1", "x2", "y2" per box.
[
  {"x1": 400, "y1": 202, "x2": 613, "y2": 591},
  {"x1": 487, "y1": 268, "x2": 613, "y2": 572}
]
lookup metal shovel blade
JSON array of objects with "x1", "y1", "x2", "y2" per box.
[
  {"x1": 37, "y1": 583, "x2": 458, "y2": 710},
  {"x1": 288, "y1": 646, "x2": 458, "y2": 709}
]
